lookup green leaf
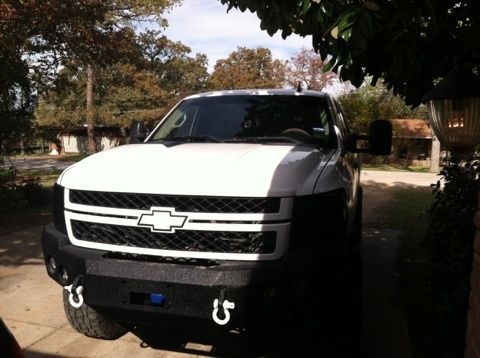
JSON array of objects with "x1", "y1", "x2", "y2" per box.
[
  {"x1": 340, "y1": 28, "x2": 353, "y2": 41},
  {"x1": 320, "y1": 3, "x2": 331, "y2": 16},
  {"x1": 323, "y1": 60, "x2": 335, "y2": 72},
  {"x1": 300, "y1": 0, "x2": 311, "y2": 16},
  {"x1": 267, "y1": 27, "x2": 276, "y2": 36},
  {"x1": 281, "y1": 27, "x2": 293, "y2": 39},
  {"x1": 331, "y1": 26, "x2": 339, "y2": 39},
  {"x1": 259, "y1": 18, "x2": 268, "y2": 31}
]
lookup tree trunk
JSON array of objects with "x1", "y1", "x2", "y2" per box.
[{"x1": 86, "y1": 63, "x2": 96, "y2": 154}]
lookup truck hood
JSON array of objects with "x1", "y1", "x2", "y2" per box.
[{"x1": 59, "y1": 143, "x2": 333, "y2": 197}]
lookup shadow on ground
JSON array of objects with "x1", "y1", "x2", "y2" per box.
[
  {"x1": 24, "y1": 351, "x2": 64, "y2": 358},
  {"x1": 362, "y1": 181, "x2": 434, "y2": 358},
  {"x1": 131, "y1": 323, "x2": 347, "y2": 357},
  {"x1": 0, "y1": 225, "x2": 46, "y2": 267}
]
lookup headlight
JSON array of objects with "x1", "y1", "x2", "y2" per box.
[
  {"x1": 53, "y1": 183, "x2": 67, "y2": 234},
  {"x1": 289, "y1": 189, "x2": 347, "y2": 251}
]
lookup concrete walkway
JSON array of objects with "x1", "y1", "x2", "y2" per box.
[
  {"x1": 362, "y1": 228, "x2": 411, "y2": 358},
  {"x1": 0, "y1": 227, "x2": 414, "y2": 357},
  {"x1": 358, "y1": 170, "x2": 434, "y2": 358},
  {"x1": 0, "y1": 227, "x2": 212, "y2": 357}
]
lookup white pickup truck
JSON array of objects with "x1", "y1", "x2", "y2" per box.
[{"x1": 41, "y1": 89, "x2": 391, "y2": 346}]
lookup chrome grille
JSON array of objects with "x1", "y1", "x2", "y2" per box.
[
  {"x1": 69, "y1": 189, "x2": 280, "y2": 213},
  {"x1": 71, "y1": 220, "x2": 276, "y2": 254}
]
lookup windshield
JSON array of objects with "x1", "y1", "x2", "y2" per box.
[{"x1": 149, "y1": 95, "x2": 335, "y2": 146}]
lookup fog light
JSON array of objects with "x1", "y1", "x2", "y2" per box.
[{"x1": 48, "y1": 257, "x2": 57, "y2": 271}]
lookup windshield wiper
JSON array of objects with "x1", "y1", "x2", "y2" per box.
[
  {"x1": 224, "y1": 136, "x2": 301, "y2": 144},
  {"x1": 152, "y1": 136, "x2": 222, "y2": 143}
]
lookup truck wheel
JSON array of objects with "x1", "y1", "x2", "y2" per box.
[
  {"x1": 63, "y1": 290, "x2": 127, "y2": 340},
  {"x1": 352, "y1": 186, "x2": 363, "y2": 245}
]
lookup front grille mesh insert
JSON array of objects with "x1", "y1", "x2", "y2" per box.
[
  {"x1": 71, "y1": 220, "x2": 276, "y2": 254},
  {"x1": 69, "y1": 190, "x2": 280, "y2": 214}
]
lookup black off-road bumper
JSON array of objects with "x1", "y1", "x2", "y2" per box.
[{"x1": 41, "y1": 224, "x2": 341, "y2": 329}]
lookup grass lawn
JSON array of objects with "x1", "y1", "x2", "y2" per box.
[
  {"x1": 16, "y1": 168, "x2": 63, "y2": 187},
  {"x1": 381, "y1": 187, "x2": 434, "y2": 358},
  {"x1": 363, "y1": 163, "x2": 431, "y2": 173}
]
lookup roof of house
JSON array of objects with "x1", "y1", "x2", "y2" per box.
[{"x1": 393, "y1": 119, "x2": 432, "y2": 139}]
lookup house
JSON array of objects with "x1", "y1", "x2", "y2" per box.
[
  {"x1": 391, "y1": 118, "x2": 441, "y2": 169},
  {"x1": 59, "y1": 126, "x2": 124, "y2": 154}
]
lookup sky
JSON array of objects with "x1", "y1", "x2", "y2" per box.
[{"x1": 159, "y1": 0, "x2": 313, "y2": 72}]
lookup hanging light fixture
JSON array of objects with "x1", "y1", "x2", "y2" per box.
[{"x1": 422, "y1": 67, "x2": 480, "y2": 156}]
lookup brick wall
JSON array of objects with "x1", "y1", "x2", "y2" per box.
[{"x1": 465, "y1": 192, "x2": 480, "y2": 358}]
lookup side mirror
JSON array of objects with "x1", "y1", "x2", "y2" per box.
[
  {"x1": 129, "y1": 121, "x2": 148, "y2": 144},
  {"x1": 349, "y1": 119, "x2": 392, "y2": 155},
  {"x1": 368, "y1": 120, "x2": 392, "y2": 155}
]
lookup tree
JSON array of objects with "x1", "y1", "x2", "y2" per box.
[
  {"x1": 0, "y1": 47, "x2": 34, "y2": 156},
  {"x1": 36, "y1": 33, "x2": 209, "y2": 130},
  {"x1": 37, "y1": 63, "x2": 168, "y2": 129},
  {"x1": 210, "y1": 47, "x2": 285, "y2": 89},
  {"x1": 1, "y1": 0, "x2": 178, "y2": 154},
  {"x1": 284, "y1": 47, "x2": 337, "y2": 90},
  {"x1": 138, "y1": 31, "x2": 210, "y2": 95},
  {"x1": 220, "y1": 0, "x2": 480, "y2": 105},
  {"x1": 338, "y1": 80, "x2": 418, "y2": 134},
  {"x1": 0, "y1": 3, "x2": 36, "y2": 156}
]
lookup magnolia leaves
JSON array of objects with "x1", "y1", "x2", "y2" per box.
[{"x1": 220, "y1": 0, "x2": 455, "y2": 105}]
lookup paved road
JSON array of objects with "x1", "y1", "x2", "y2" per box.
[
  {"x1": 361, "y1": 170, "x2": 440, "y2": 187},
  {"x1": 0, "y1": 171, "x2": 435, "y2": 357},
  {"x1": 3, "y1": 156, "x2": 76, "y2": 171}
]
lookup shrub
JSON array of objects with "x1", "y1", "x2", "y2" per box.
[
  {"x1": 0, "y1": 165, "x2": 51, "y2": 215},
  {"x1": 425, "y1": 160, "x2": 480, "y2": 357},
  {"x1": 0, "y1": 166, "x2": 16, "y2": 188}
]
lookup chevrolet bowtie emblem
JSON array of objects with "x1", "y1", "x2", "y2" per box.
[{"x1": 137, "y1": 208, "x2": 187, "y2": 233}]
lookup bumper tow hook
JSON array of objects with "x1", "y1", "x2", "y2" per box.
[
  {"x1": 212, "y1": 298, "x2": 235, "y2": 326},
  {"x1": 64, "y1": 276, "x2": 84, "y2": 309}
]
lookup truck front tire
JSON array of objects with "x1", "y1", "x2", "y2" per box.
[{"x1": 63, "y1": 290, "x2": 127, "y2": 340}]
